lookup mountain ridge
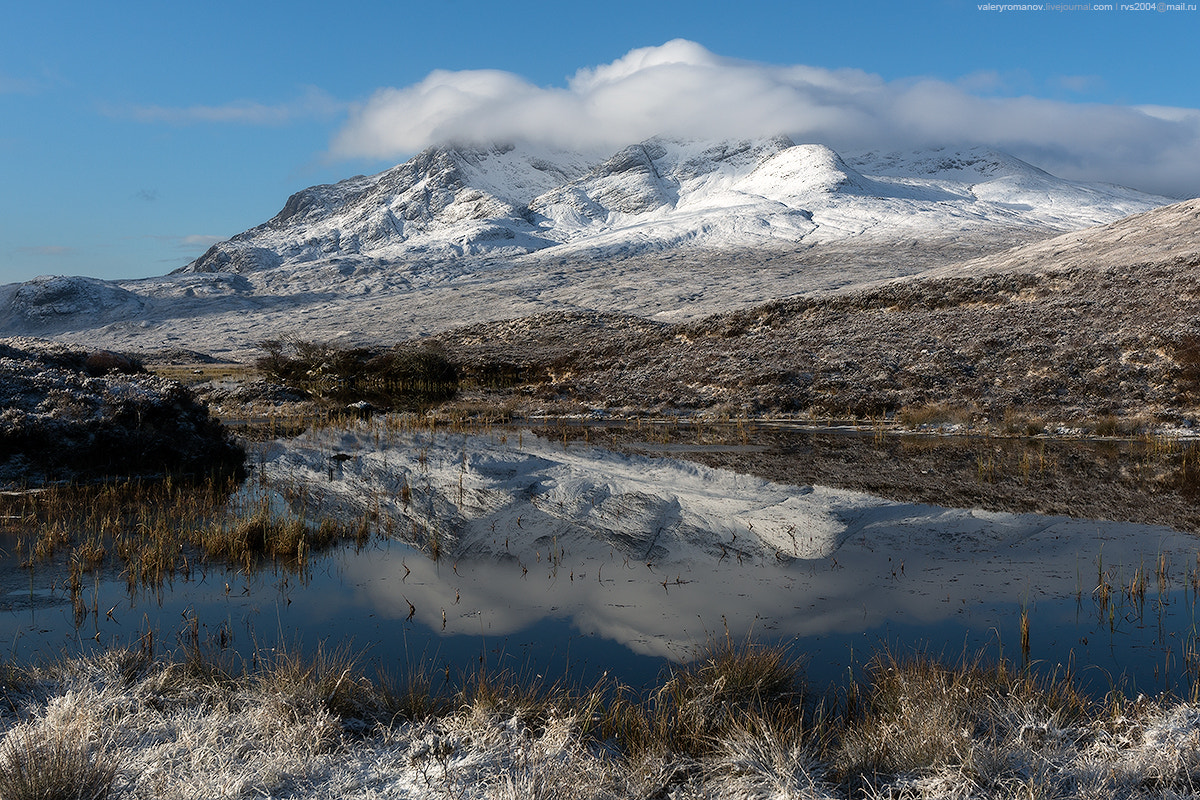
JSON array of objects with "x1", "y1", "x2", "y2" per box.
[
  {"x1": 180, "y1": 137, "x2": 1170, "y2": 276},
  {"x1": 420, "y1": 196, "x2": 1200, "y2": 425}
]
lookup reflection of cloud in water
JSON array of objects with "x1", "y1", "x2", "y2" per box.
[
  {"x1": 0, "y1": 555, "x2": 68, "y2": 615},
  {"x1": 260, "y1": 423, "x2": 1197, "y2": 661}
]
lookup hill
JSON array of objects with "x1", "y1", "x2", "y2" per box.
[{"x1": 429, "y1": 199, "x2": 1200, "y2": 425}]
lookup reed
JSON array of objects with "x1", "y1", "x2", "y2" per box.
[
  {"x1": 1020, "y1": 605, "x2": 1031, "y2": 661},
  {"x1": 1, "y1": 473, "x2": 367, "y2": 595}
]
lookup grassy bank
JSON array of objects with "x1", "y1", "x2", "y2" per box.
[{"x1": 3, "y1": 640, "x2": 1200, "y2": 799}]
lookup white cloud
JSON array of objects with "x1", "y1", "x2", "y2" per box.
[
  {"x1": 1136, "y1": 105, "x2": 1200, "y2": 124},
  {"x1": 0, "y1": 73, "x2": 40, "y2": 94},
  {"x1": 119, "y1": 86, "x2": 345, "y2": 126},
  {"x1": 17, "y1": 245, "x2": 73, "y2": 257},
  {"x1": 179, "y1": 235, "x2": 224, "y2": 250},
  {"x1": 329, "y1": 40, "x2": 1200, "y2": 198}
]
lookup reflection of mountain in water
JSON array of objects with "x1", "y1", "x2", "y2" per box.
[
  {"x1": 604, "y1": 424, "x2": 1200, "y2": 534},
  {"x1": 252, "y1": 423, "x2": 1197, "y2": 660}
]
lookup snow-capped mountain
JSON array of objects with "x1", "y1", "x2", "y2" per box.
[
  {"x1": 181, "y1": 137, "x2": 1170, "y2": 274},
  {"x1": 3, "y1": 137, "x2": 1181, "y2": 360}
]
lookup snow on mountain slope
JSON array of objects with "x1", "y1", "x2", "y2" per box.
[
  {"x1": 921, "y1": 196, "x2": 1200, "y2": 281},
  {"x1": 844, "y1": 146, "x2": 1161, "y2": 229},
  {"x1": 181, "y1": 138, "x2": 1171, "y2": 275},
  {"x1": 187, "y1": 143, "x2": 599, "y2": 272}
]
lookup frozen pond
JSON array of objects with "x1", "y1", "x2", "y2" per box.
[{"x1": 3, "y1": 419, "x2": 1199, "y2": 697}]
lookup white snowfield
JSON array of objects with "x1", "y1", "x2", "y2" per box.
[
  {"x1": 0, "y1": 137, "x2": 1175, "y2": 360},
  {"x1": 255, "y1": 423, "x2": 1195, "y2": 660}
]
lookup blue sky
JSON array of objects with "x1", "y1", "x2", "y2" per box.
[{"x1": 2, "y1": 0, "x2": 1198, "y2": 284}]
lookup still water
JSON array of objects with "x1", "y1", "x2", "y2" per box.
[{"x1": 2, "y1": 422, "x2": 1198, "y2": 698}]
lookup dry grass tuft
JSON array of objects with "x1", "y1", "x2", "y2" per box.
[
  {"x1": 200, "y1": 502, "x2": 342, "y2": 569},
  {"x1": 898, "y1": 403, "x2": 976, "y2": 429},
  {"x1": 255, "y1": 641, "x2": 381, "y2": 722},
  {"x1": 0, "y1": 729, "x2": 117, "y2": 800},
  {"x1": 1002, "y1": 408, "x2": 1048, "y2": 436},
  {"x1": 834, "y1": 650, "x2": 1090, "y2": 795},
  {"x1": 706, "y1": 724, "x2": 837, "y2": 799},
  {"x1": 375, "y1": 661, "x2": 452, "y2": 722},
  {"x1": 609, "y1": 637, "x2": 809, "y2": 761}
]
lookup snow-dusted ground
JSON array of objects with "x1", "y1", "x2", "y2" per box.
[
  {"x1": 1, "y1": 236, "x2": 1026, "y2": 361},
  {"x1": 13, "y1": 648, "x2": 1200, "y2": 800}
]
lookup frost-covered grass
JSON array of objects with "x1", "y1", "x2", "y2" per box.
[{"x1": 8, "y1": 643, "x2": 1200, "y2": 799}]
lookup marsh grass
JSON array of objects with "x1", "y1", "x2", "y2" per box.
[
  {"x1": 254, "y1": 641, "x2": 383, "y2": 722},
  {"x1": 0, "y1": 475, "x2": 369, "y2": 597},
  {"x1": 200, "y1": 502, "x2": 342, "y2": 569},
  {"x1": 376, "y1": 662, "x2": 453, "y2": 722},
  {"x1": 597, "y1": 637, "x2": 812, "y2": 762},
  {"x1": 0, "y1": 729, "x2": 117, "y2": 800},
  {"x1": 898, "y1": 403, "x2": 977, "y2": 429},
  {"x1": 1001, "y1": 408, "x2": 1048, "y2": 436},
  {"x1": 832, "y1": 649, "x2": 1091, "y2": 794}
]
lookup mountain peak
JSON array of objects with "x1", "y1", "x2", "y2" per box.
[{"x1": 178, "y1": 138, "x2": 1170, "y2": 275}]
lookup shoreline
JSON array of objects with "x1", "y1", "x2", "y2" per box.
[{"x1": 5, "y1": 639, "x2": 1200, "y2": 799}]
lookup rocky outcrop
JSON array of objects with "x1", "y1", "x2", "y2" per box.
[{"x1": 0, "y1": 338, "x2": 244, "y2": 486}]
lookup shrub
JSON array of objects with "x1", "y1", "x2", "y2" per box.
[
  {"x1": 256, "y1": 338, "x2": 459, "y2": 409},
  {"x1": 0, "y1": 338, "x2": 244, "y2": 485}
]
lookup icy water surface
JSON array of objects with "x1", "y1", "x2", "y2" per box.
[{"x1": 2, "y1": 421, "x2": 1199, "y2": 698}]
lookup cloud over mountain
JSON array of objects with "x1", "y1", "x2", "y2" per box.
[{"x1": 330, "y1": 39, "x2": 1200, "y2": 199}]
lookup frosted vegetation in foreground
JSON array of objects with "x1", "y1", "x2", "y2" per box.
[{"x1": 6, "y1": 643, "x2": 1200, "y2": 799}]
